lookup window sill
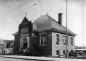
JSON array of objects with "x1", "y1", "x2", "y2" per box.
[
  {"x1": 56, "y1": 45, "x2": 59, "y2": 46},
  {"x1": 63, "y1": 45, "x2": 66, "y2": 46}
]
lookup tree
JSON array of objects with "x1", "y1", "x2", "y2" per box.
[{"x1": 6, "y1": 41, "x2": 13, "y2": 48}]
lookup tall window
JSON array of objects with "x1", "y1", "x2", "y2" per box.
[
  {"x1": 40, "y1": 33, "x2": 46, "y2": 46},
  {"x1": 33, "y1": 33, "x2": 37, "y2": 41},
  {"x1": 63, "y1": 36, "x2": 68, "y2": 45},
  {"x1": 56, "y1": 34, "x2": 59, "y2": 45},
  {"x1": 71, "y1": 37, "x2": 73, "y2": 46},
  {"x1": 56, "y1": 50, "x2": 60, "y2": 56},
  {"x1": 63, "y1": 50, "x2": 65, "y2": 55},
  {"x1": 63, "y1": 36, "x2": 66, "y2": 45}
]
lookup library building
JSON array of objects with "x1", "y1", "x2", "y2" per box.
[{"x1": 13, "y1": 13, "x2": 76, "y2": 57}]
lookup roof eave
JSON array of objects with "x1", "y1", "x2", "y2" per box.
[{"x1": 33, "y1": 28, "x2": 76, "y2": 36}]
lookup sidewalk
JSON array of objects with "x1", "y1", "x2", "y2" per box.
[{"x1": 0, "y1": 55, "x2": 85, "y2": 61}]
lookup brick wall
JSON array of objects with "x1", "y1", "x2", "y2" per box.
[{"x1": 52, "y1": 32, "x2": 75, "y2": 57}]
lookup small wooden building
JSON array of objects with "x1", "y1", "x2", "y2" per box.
[{"x1": 13, "y1": 14, "x2": 76, "y2": 57}]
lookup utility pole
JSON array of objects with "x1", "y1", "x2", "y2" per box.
[{"x1": 66, "y1": 0, "x2": 68, "y2": 58}]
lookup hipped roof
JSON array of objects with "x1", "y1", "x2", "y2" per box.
[{"x1": 33, "y1": 15, "x2": 76, "y2": 36}]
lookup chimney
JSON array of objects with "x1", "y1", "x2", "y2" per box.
[{"x1": 58, "y1": 13, "x2": 62, "y2": 25}]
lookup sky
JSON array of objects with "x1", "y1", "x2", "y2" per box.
[{"x1": 0, "y1": 0, "x2": 86, "y2": 46}]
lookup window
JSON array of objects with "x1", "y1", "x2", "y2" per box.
[
  {"x1": 33, "y1": 33, "x2": 38, "y2": 41},
  {"x1": 56, "y1": 50, "x2": 60, "y2": 56},
  {"x1": 63, "y1": 50, "x2": 65, "y2": 55},
  {"x1": 40, "y1": 33, "x2": 46, "y2": 46},
  {"x1": 63, "y1": 36, "x2": 66, "y2": 45},
  {"x1": 63, "y1": 36, "x2": 68, "y2": 45},
  {"x1": 71, "y1": 37, "x2": 73, "y2": 46},
  {"x1": 56, "y1": 34, "x2": 59, "y2": 45}
]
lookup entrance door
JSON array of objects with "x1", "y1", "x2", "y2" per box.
[
  {"x1": 23, "y1": 38, "x2": 27, "y2": 49},
  {"x1": 20, "y1": 35, "x2": 29, "y2": 51}
]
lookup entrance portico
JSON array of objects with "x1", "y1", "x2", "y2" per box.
[{"x1": 20, "y1": 34, "x2": 30, "y2": 51}]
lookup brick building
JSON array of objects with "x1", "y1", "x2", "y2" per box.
[{"x1": 13, "y1": 14, "x2": 76, "y2": 57}]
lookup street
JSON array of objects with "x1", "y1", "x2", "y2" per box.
[
  {"x1": 0, "y1": 55, "x2": 86, "y2": 61},
  {"x1": 0, "y1": 57, "x2": 33, "y2": 61},
  {"x1": 0, "y1": 57, "x2": 35, "y2": 61}
]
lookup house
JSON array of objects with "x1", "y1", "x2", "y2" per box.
[
  {"x1": 13, "y1": 13, "x2": 76, "y2": 57},
  {"x1": 3, "y1": 40, "x2": 13, "y2": 54},
  {"x1": 0, "y1": 39, "x2": 5, "y2": 54},
  {"x1": 0, "y1": 39, "x2": 13, "y2": 54}
]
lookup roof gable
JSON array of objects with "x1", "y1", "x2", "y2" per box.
[{"x1": 21, "y1": 16, "x2": 29, "y2": 25}]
